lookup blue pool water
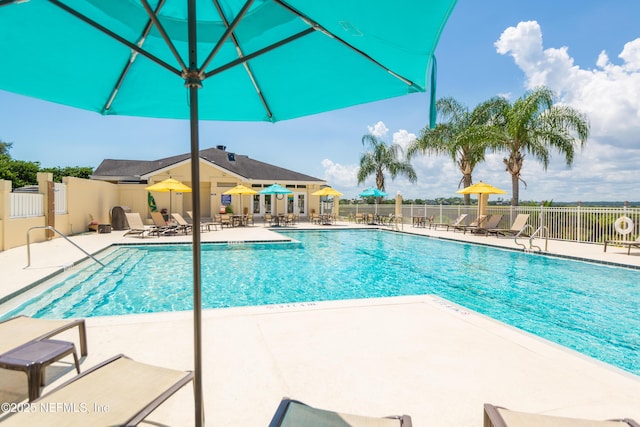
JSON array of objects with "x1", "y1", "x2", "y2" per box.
[{"x1": 4, "y1": 229, "x2": 640, "y2": 376}]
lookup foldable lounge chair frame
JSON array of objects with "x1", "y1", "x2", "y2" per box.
[
  {"x1": 269, "y1": 398, "x2": 412, "y2": 427},
  {"x1": 604, "y1": 235, "x2": 640, "y2": 255},
  {"x1": 484, "y1": 214, "x2": 530, "y2": 237},
  {"x1": 0, "y1": 315, "x2": 87, "y2": 357},
  {"x1": 484, "y1": 404, "x2": 640, "y2": 427},
  {"x1": 1, "y1": 354, "x2": 196, "y2": 427},
  {"x1": 431, "y1": 213, "x2": 468, "y2": 231},
  {"x1": 454, "y1": 215, "x2": 487, "y2": 233}
]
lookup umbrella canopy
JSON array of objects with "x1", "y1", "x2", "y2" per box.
[
  {"x1": 259, "y1": 183, "x2": 292, "y2": 216},
  {"x1": 456, "y1": 182, "x2": 507, "y2": 195},
  {"x1": 359, "y1": 188, "x2": 388, "y2": 198},
  {"x1": 223, "y1": 184, "x2": 257, "y2": 216},
  {"x1": 0, "y1": 1, "x2": 457, "y2": 124},
  {"x1": 312, "y1": 187, "x2": 343, "y2": 197},
  {"x1": 146, "y1": 178, "x2": 192, "y2": 221},
  {"x1": 0, "y1": 2, "x2": 457, "y2": 424},
  {"x1": 259, "y1": 183, "x2": 293, "y2": 195},
  {"x1": 145, "y1": 178, "x2": 193, "y2": 193},
  {"x1": 456, "y1": 182, "x2": 507, "y2": 217},
  {"x1": 222, "y1": 184, "x2": 258, "y2": 195}
]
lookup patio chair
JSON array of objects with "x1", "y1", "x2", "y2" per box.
[
  {"x1": 0, "y1": 315, "x2": 87, "y2": 357},
  {"x1": 269, "y1": 398, "x2": 412, "y2": 427},
  {"x1": 171, "y1": 213, "x2": 193, "y2": 234},
  {"x1": 484, "y1": 214, "x2": 530, "y2": 237},
  {"x1": 124, "y1": 212, "x2": 157, "y2": 238},
  {"x1": 604, "y1": 234, "x2": 640, "y2": 255},
  {"x1": 483, "y1": 404, "x2": 639, "y2": 427},
  {"x1": 0, "y1": 354, "x2": 195, "y2": 427},
  {"x1": 431, "y1": 213, "x2": 468, "y2": 230}
]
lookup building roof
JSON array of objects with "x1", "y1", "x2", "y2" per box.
[{"x1": 92, "y1": 146, "x2": 323, "y2": 183}]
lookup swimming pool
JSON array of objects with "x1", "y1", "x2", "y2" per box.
[{"x1": 3, "y1": 229, "x2": 640, "y2": 376}]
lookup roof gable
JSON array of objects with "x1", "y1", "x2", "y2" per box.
[{"x1": 92, "y1": 147, "x2": 323, "y2": 183}]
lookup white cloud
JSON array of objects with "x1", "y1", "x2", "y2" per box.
[
  {"x1": 494, "y1": 21, "x2": 640, "y2": 201},
  {"x1": 367, "y1": 121, "x2": 388, "y2": 137}
]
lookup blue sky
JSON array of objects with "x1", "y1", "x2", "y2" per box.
[{"x1": 1, "y1": 0, "x2": 639, "y2": 202}]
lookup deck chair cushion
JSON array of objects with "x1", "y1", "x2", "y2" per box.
[
  {"x1": 270, "y1": 398, "x2": 412, "y2": 427},
  {"x1": 0, "y1": 316, "x2": 87, "y2": 357},
  {"x1": 1, "y1": 354, "x2": 194, "y2": 427},
  {"x1": 484, "y1": 404, "x2": 639, "y2": 427}
]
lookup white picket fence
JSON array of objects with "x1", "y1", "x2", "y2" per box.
[{"x1": 9, "y1": 183, "x2": 67, "y2": 218}]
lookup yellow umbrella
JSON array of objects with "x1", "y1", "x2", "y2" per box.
[
  {"x1": 223, "y1": 184, "x2": 258, "y2": 215},
  {"x1": 456, "y1": 181, "x2": 507, "y2": 217},
  {"x1": 311, "y1": 187, "x2": 343, "y2": 197},
  {"x1": 312, "y1": 187, "x2": 343, "y2": 216},
  {"x1": 146, "y1": 178, "x2": 192, "y2": 220},
  {"x1": 456, "y1": 182, "x2": 507, "y2": 195}
]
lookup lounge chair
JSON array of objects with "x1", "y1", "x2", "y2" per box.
[
  {"x1": 124, "y1": 212, "x2": 157, "y2": 238},
  {"x1": 431, "y1": 213, "x2": 468, "y2": 230},
  {"x1": 269, "y1": 398, "x2": 412, "y2": 427},
  {"x1": 453, "y1": 214, "x2": 487, "y2": 233},
  {"x1": 604, "y1": 234, "x2": 640, "y2": 255},
  {"x1": 485, "y1": 214, "x2": 530, "y2": 237},
  {"x1": 150, "y1": 211, "x2": 176, "y2": 235},
  {"x1": 471, "y1": 214, "x2": 503, "y2": 235},
  {"x1": 1, "y1": 354, "x2": 195, "y2": 427},
  {"x1": 171, "y1": 213, "x2": 193, "y2": 234},
  {"x1": 483, "y1": 404, "x2": 639, "y2": 427},
  {"x1": 0, "y1": 315, "x2": 87, "y2": 357}
]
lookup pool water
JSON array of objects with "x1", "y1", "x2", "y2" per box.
[{"x1": 4, "y1": 229, "x2": 640, "y2": 376}]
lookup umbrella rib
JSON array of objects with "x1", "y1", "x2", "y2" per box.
[
  {"x1": 211, "y1": 0, "x2": 274, "y2": 120},
  {"x1": 200, "y1": 0, "x2": 254, "y2": 74},
  {"x1": 47, "y1": 0, "x2": 182, "y2": 78},
  {"x1": 140, "y1": 0, "x2": 188, "y2": 73},
  {"x1": 103, "y1": 0, "x2": 167, "y2": 113},
  {"x1": 274, "y1": 0, "x2": 421, "y2": 90},
  {"x1": 203, "y1": 27, "x2": 314, "y2": 79}
]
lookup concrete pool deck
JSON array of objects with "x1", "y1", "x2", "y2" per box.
[{"x1": 1, "y1": 222, "x2": 639, "y2": 426}]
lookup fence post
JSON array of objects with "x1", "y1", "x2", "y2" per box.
[
  {"x1": 0, "y1": 179, "x2": 11, "y2": 251},
  {"x1": 577, "y1": 201, "x2": 582, "y2": 243}
]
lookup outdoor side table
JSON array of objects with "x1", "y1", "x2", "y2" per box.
[{"x1": 0, "y1": 339, "x2": 81, "y2": 401}]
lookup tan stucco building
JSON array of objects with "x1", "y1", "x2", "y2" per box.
[{"x1": 91, "y1": 145, "x2": 327, "y2": 220}]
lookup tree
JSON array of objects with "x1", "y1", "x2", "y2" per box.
[
  {"x1": 0, "y1": 155, "x2": 40, "y2": 188},
  {"x1": 0, "y1": 140, "x2": 12, "y2": 156},
  {"x1": 357, "y1": 133, "x2": 417, "y2": 201},
  {"x1": 491, "y1": 87, "x2": 590, "y2": 206},
  {"x1": 407, "y1": 97, "x2": 504, "y2": 205},
  {"x1": 41, "y1": 166, "x2": 93, "y2": 182}
]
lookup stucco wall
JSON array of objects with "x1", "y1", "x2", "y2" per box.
[{"x1": 65, "y1": 176, "x2": 119, "y2": 234}]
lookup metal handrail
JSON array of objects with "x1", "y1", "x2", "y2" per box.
[
  {"x1": 25, "y1": 226, "x2": 105, "y2": 268},
  {"x1": 529, "y1": 225, "x2": 549, "y2": 252},
  {"x1": 514, "y1": 224, "x2": 535, "y2": 249}
]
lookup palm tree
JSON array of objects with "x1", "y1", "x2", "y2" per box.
[
  {"x1": 357, "y1": 133, "x2": 417, "y2": 201},
  {"x1": 491, "y1": 87, "x2": 590, "y2": 206},
  {"x1": 407, "y1": 97, "x2": 504, "y2": 204}
]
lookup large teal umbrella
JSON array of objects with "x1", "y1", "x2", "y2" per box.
[
  {"x1": 259, "y1": 183, "x2": 293, "y2": 218},
  {"x1": 0, "y1": 2, "x2": 457, "y2": 424},
  {"x1": 358, "y1": 188, "x2": 388, "y2": 198},
  {"x1": 359, "y1": 188, "x2": 388, "y2": 215}
]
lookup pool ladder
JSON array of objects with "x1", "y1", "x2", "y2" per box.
[
  {"x1": 514, "y1": 225, "x2": 549, "y2": 252},
  {"x1": 25, "y1": 225, "x2": 105, "y2": 268}
]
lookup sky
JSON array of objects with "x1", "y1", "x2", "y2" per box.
[{"x1": 1, "y1": 0, "x2": 639, "y2": 203}]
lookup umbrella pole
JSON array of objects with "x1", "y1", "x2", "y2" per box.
[{"x1": 187, "y1": 1, "x2": 204, "y2": 425}]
